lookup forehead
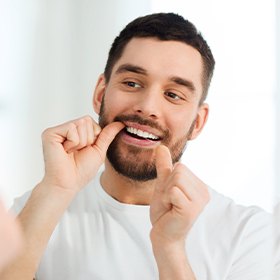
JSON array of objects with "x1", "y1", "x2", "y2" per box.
[{"x1": 111, "y1": 38, "x2": 204, "y2": 92}]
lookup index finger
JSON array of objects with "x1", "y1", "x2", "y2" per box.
[{"x1": 93, "y1": 122, "x2": 125, "y2": 155}]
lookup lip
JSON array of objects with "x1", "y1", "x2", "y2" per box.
[
  {"x1": 120, "y1": 131, "x2": 161, "y2": 147},
  {"x1": 120, "y1": 121, "x2": 162, "y2": 148},
  {"x1": 123, "y1": 121, "x2": 162, "y2": 139}
]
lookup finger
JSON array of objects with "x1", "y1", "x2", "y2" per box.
[
  {"x1": 155, "y1": 145, "x2": 173, "y2": 181},
  {"x1": 49, "y1": 122, "x2": 80, "y2": 152},
  {"x1": 85, "y1": 117, "x2": 95, "y2": 146},
  {"x1": 75, "y1": 120, "x2": 88, "y2": 150},
  {"x1": 84, "y1": 117, "x2": 102, "y2": 147},
  {"x1": 92, "y1": 121, "x2": 101, "y2": 138},
  {"x1": 64, "y1": 116, "x2": 100, "y2": 152},
  {"x1": 169, "y1": 186, "x2": 190, "y2": 213},
  {"x1": 83, "y1": 116, "x2": 102, "y2": 146},
  {"x1": 93, "y1": 122, "x2": 124, "y2": 158},
  {"x1": 169, "y1": 186, "x2": 208, "y2": 234},
  {"x1": 170, "y1": 164, "x2": 196, "y2": 201},
  {"x1": 63, "y1": 125, "x2": 79, "y2": 152},
  {"x1": 73, "y1": 116, "x2": 96, "y2": 150},
  {"x1": 171, "y1": 163, "x2": 209, "y2": 202}
]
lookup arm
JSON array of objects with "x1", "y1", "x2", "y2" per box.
[
  {"x1": 150, "y1": 239, "x2": 196, "y2": 280},
  {"x1": 0, "y1": 200, "x2": 23, "y2": 272},
  {"x1": 0, "y1": 116, "x2": 124, "y2": 280},
  {"x1": 150, "y1": 145, "x2": 209, "y2": 279}
]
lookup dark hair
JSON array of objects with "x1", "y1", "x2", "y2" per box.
[{"x1": 104, "y1": 13, "x2": 215, "y2": 104}]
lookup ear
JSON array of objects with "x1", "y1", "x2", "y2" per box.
[
  {"x1": 93, "y1": 74, "x2": 106, "y2": 115},
  {"x1": 188, "y1": 103, "x2": 209, "y2": 140}
]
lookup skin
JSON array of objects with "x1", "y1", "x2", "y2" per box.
[
  {"x1": 0, "y1": 200, "x2": 23, "y2": 272},
  {"x1": 1, "y1": 38, "x2": 210, "y2": 280}
]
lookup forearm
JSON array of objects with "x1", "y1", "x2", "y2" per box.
[
  {"x1": 152, "y1": 238, "x2": 196, "y2": 280},
  {"x1": 0, "y1": 182, "x2": 76, "y2": 280}
]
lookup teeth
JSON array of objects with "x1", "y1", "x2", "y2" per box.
[{"x1": 126, "y1": 127, "x2": 159, "y2": 140}]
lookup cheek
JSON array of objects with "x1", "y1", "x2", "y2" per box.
[
  {"x1": 108, "y1": 102, "x2": 126, "y2": 119},
  {"x1": 104, "y1": 90, "x2": 135, "y2": 116},
  {"x1": 169, "y1": 115, "x2": 187, "y2": 133},
  {"x1": 168, "y1": 114, "x2": 196, "y2": 140},
  {"x1": 102, "y1": 93, "x2": 119, "y2": 114}
]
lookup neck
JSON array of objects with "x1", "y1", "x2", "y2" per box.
[{"x1": 100, "y1": 159, "x2": 157, "y2": 205}]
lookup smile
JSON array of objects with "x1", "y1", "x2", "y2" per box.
[{"x1": 125, "y1": 127, "x2": 160, "y2": 141}]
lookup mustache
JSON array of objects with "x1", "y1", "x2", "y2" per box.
[{"x1": 113, "y1": 114, "x2": 170, "y2": 140}]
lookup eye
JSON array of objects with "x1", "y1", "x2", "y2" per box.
[
  {"x1": 165, "y1": 91, "x2": 182, "y2": 100},
  {"x1": 124, "y1": 81, "x2": 142, "y2": 88}
]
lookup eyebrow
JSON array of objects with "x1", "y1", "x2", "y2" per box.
[
  {"x1": 170, "y1": 77, "x2": 196, "y2": 93},
  {"x1": 115, "y1": 64, "x2": 147, "y2": 75},
  {"x1": 115, "y1": 63, "x2": 196, "y2": 93}
]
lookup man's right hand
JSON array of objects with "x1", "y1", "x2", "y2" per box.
[
  {"x1": 0, "y1": 116, "x2": 124, "y2": 280},
  {"x1": 41, "y1": 116, "x2": 124, "y2": 193}
]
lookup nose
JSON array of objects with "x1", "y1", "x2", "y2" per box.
[{"x1": 132, "y1": 90, "x2": 161, "y2": 119}]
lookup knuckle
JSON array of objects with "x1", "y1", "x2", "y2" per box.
[
  {"x1": 68, "y1": 122, "x2": 77, "y2": 131},
  {"x1": 41, "y1": 128, "x2": 52, "y2": 140},
  {"x1": 72, "y1": 138, "x2": 80, "y2": 146},
  {"x1": 174, "y1": 162, "x2": 186, "y2": 171},
  {"x1": 92, "y1": 121, "x2": 101, "y2": 130},
  {"x1": 87, "y1": 135, "x2": 94, "y2": 145},
  {"x1": 172, "y1": 172, "x2": 182, "y2": 182},
  {"x1": 84, "y1": 115, "x2": 93, "y2": 122},
  {"x1": 76, "y1": 118, "x2": 85, "y2": 126},
  {"x1": 173, "y1": 164, "x2": 187, "y2": 177}
]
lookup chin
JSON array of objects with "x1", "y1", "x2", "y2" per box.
[{"x1": 107, "y1": 141, "x2": 157, "y2": 182}]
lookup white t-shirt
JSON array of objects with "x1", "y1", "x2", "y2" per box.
[{"x1": 13, "y1": 171, "x2": 273, "y2": 280}]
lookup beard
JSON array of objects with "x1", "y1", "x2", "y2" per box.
[{"x1": 99, "y1": 97, "x2": 196, "y2": 181}]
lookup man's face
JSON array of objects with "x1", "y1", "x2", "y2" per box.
[{"x1": 94, "y1": 38, "x2": 208, "y2": 181}]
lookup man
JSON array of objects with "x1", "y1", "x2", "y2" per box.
[
  {"x1": 0, "y1": 200, "x2": 22, "y2": 271},
  {"x1": 1, "y1": 13, "x2": 272, "y2": 279}
]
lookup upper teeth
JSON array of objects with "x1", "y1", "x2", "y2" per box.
[{"x1": 126, "y1": 127, "x2": 159, "y2": 140}]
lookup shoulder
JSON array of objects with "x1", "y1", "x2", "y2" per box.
[
  {"x1": 189, "y1": 187, "x2": 273, "y2": 279},
  {"x1": 206, "y1": 186, "x2": 271, "y2": 221},
  {"x1": 196, "y1": 186, "x2": 272, "y2": 242}
]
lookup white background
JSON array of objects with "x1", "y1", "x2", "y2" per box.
[{"x1": 0, "y1": 0, "x2": 278, "y2": 212}]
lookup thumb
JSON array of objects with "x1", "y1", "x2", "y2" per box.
[
  {"x1": 155, "y1": 145, "x2": 173, "y2": 182},
  {"x1": 93, "y1": 122, "x2": 124, "y2": 158}
]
